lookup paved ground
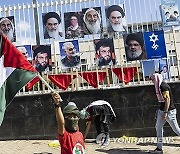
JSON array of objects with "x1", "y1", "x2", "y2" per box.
[{"x1": 0, "y1": 136, "x2": 180, "y2": 154}]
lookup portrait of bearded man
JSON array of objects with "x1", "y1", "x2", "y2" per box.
[
  {"x1": 33, "y1": 45, "x2": 52, "y2": 72},
  {"x1": 43, "y1": 12, "x2": 63, "y2": 39},
  {"x1": 124, "y1": 32, "x2": 146, "y2": 61},
  {"x1": 60, "y1": 40, "x2": 80, "y2": 68},
  {"x1": 106, "y1": 5, "x2": 127, "y2": 33},
  {"x1": 0, "y1": 16, "x2": 16, "y2": 42},
  {"x1": 94, "y1": 39, "x2": 116, "y2": 67},
  {"x1": 83, "y1": 7, "x2": 102, "y2": 35}
]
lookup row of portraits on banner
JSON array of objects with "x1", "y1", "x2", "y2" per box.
[
  {"x1": 17, "y1": 30, "x2": 169, "y2": 77},
  {"x1": 1, "y1": 2, "x2": 179, "y2": 43},
  {"x1": 0, "y1": 4, "x2": 127, "y2": 42}
]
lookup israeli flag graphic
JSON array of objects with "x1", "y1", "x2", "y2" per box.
[{"x1": 143, "y1": 30, "x2": 167, "y2": 59}]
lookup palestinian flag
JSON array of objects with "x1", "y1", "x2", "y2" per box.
[{"x1": 0, "y1": 33, "x2": 37, "y2": 126}]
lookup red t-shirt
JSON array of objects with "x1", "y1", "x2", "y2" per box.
[{"x1": 58, "y1": 130, "x2": 85, "y2": 154}]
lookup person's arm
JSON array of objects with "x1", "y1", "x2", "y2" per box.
[
  {"x1": 162, "y1": 91, "x2": 170, "y2": 119},
  {"x1": 84, "y1": 121, "x2": 92, "y2": 139},
  {"x1": 51, "y1": 92, "x2": 65, "y2": 135}
]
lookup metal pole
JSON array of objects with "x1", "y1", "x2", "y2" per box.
[
  {"x1": 37, "y1": 73, "x2": 63, "y2": 102},
  {"x1": 33, "y1": 0, "x2": 40, "y2": 45}
]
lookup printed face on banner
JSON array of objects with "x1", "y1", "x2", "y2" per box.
[
  {"x1": 0, "y1": 16, "x2": 16, "y2": 42},
  {"x1": 32, "y1": 45, "x2": 52, "y2": 72},
  {"x1": 159, "y1": 59, "x2": 169, "y2": 80},
  {"x1": 42, "y1": 12, "x2": 63, "y2": 39},
  {"x1": 64, "y1": 12, "x2": 84, "y2": 39},
  {"x1": 106, "y1": 4, "x2": 127, "y2": 33},
  {"x1": 94, "y1": 38, "x2": 115, "y2": 67},
  {"x1": 59, "y1": 40, "x2": 80, "y2": 68},
  {"x1": 144, "y1": 30, "x2": 167, "y2": 59},
  {"x1": 123, "y1": 32, "x2": 146, "y2": 61},
  {"x1": 160, "y1": 0, "x2": 180, "y2": 26},
  {"x1": 82, "y1": 7, "x2": 102, "y2": 35},
  {"x1": 16, "y1": 45, "x2": 32, "y2": 61},
  {"x1": 142, "y1": 59, "x2": 169, "y2": 80}
]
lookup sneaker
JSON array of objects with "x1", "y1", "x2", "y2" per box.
[
  {"x1": 149, "y1": 147, "x2": 163, "y2": 153},
  {"x1": 101, "y1": 134, "x2": 110, "y2": 146},
  {"x1": 101, "y1": 139, "x2": 110, "y2": 146},
  {"x1": 96, "y1": 133, "x2": 106, "y2": 144}
]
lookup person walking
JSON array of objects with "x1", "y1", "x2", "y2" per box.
[{"x1": 149, "y1": 73, "x2": 180, "y2": 153}]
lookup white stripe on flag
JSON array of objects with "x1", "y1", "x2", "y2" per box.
[{"x1": 0, "y1": 55, "x2": 15, "y2": 88}]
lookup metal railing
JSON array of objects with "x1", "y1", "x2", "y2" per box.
[{"x1": 0, "y1": 0, "x2": 179, "y2": 95}]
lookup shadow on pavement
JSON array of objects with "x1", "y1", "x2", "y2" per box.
[
  {"x1": 85, "y1": 139, "x2": 96, "y2": 143},
  {"x1": 34, "y1": 153, "x2": 52, "y2": 154},
  {"x1": 96, "y1": 147, "x2": 150, "y2": 154}
]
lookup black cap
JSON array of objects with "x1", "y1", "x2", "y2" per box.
[
  {"x1": 106, "y1": 5, "x2": 125, "y2": 18},
  {"x1": 43, "y1": 12, "x2": 61, "y2": 25}
]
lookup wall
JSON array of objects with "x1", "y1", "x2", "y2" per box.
[{"x1": 0, "y1": 83, "x2": 180, "y2": 140}]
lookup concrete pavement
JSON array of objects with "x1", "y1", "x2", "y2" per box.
[{"x1": 0, "y1": 136, "x2": 180, "y2": 154}]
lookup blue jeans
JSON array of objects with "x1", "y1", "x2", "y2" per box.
[{"x1": 155, "y1": 109, "x2": 180, "y2": 149}]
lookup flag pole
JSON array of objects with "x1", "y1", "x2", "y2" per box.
[{"x1": 37, "y1": 73, "x2": 63, "y2": 102}]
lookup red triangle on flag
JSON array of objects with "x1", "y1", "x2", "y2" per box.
[{"x1": 1, "y1": 34, "x2": 37, "y2": 72}]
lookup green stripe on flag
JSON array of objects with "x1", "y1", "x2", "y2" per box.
[
  {"x1": 0, "y1": 68, "x2": 36, "y2": 125},
  {"x1": 0, "y1": 83, "x2": 6, "y2": 126}
]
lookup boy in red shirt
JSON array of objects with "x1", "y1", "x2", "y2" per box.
[{"x1": 51, "y1": 92, "x2": 85, "y2": 154}]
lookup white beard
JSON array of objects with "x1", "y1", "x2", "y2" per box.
[
  {"x1": 47, "y1": 29, "x2": 59, "y2": 39},
  {"x1": 127, "y1": 50, "x2": 143, "y2": 59},
  {"x1": 85, "y1": 19, "x2": 101, "y2": 34},
  {"x1": 111, "y1": 23, "x2": 125, "y2": 32},
  {"x1": 4, "y1": 28, "x2": 14, "y2": 42}
]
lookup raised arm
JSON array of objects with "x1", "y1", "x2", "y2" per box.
[{"x1": 51, "y1": 92, "x2": 65, "y2": 135}]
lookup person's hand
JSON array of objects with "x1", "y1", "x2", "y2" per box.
[
  {"x1": 162, "y1": 112, "x2": 167, "y2": 120},
  {"x1": 50, "y1": 91, "x2": 63, "y2": 104}
]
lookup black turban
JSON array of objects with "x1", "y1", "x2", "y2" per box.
[
  {"x1": 95, "y1": 39, "x2": 114, "y2": 53},
  {"x1": 106, "y1": 5, "x2": 125, "y2": 18},
  {"x1": 126, "y1": 33, "x2": 144, "y2": 47},
  {"x1": 33, "y1": 46, "x2": 51, "y2": 58},
  {"x1": 43, "y1": 12, "x2": 61, "y2": 25}
]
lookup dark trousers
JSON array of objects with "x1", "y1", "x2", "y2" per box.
[{"x1": 94, "y1": 115, "x2": 109, "y2": 135}]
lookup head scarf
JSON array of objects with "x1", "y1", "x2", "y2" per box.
[
  {"x1": 63, "y1": 102, "x2": 80, "y2": 132},
  {"x1": 83, "y1": 8, "x2": 101, "y2": 24},
  {"x1": 0, "y1": 17, "x2": 14, "y2": 32}
]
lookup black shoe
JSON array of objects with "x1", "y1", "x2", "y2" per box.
[{"x1": 149, "y1": 147, "x2": 163, "y2": 153}]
